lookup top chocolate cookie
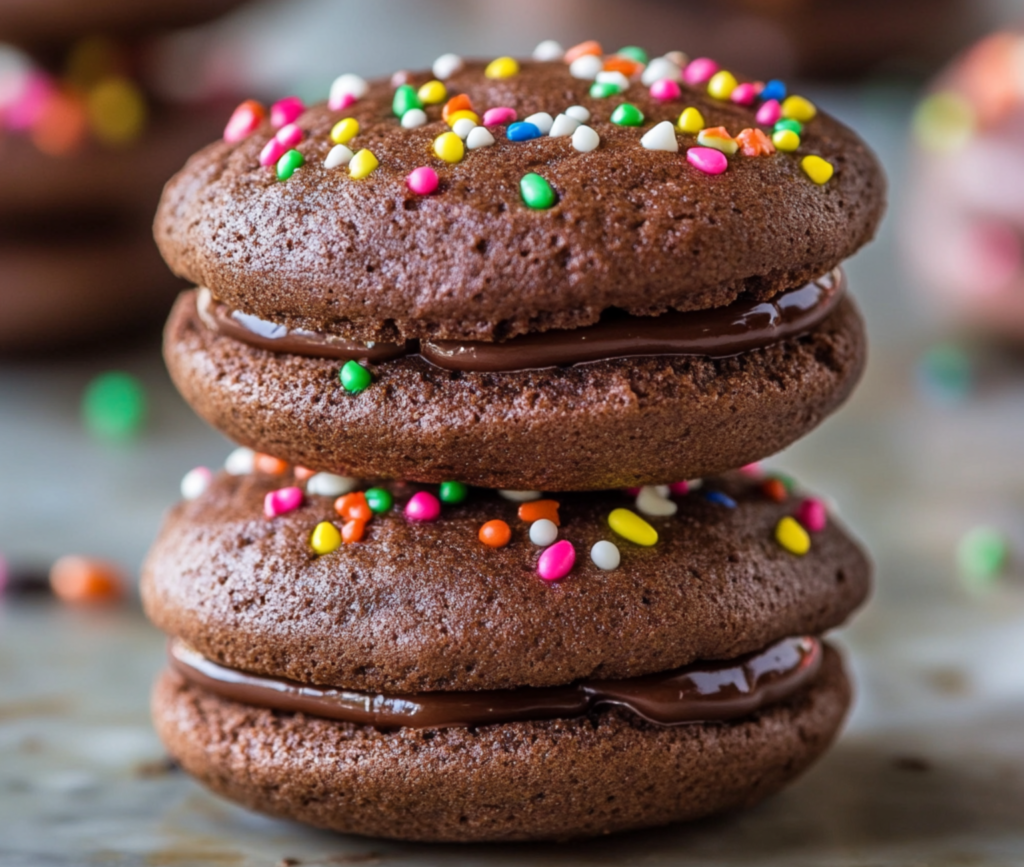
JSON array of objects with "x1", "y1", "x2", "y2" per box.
[{"x1": 155, "y1": 48, "x2": 886, "y2": 344}]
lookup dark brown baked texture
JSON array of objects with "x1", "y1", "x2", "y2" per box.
[
  {"x1": 152, "y1": 643, "x2": 850, "y2": 842},
  {"x1": 163, "y1": 288, "x2": 866, "y2": 490},
  {"x1": 142, "y1": 470, "x2": 869, "y2": 693},
  {"x1": 154, "y1": 60, "x2": 886, "y2": 344}
]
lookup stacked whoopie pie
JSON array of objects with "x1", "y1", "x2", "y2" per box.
[{"x1": 143, "y1": 42, "x2": 884, "y2": 842}]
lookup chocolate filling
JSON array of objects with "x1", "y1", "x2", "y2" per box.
[
  {"x1": 169, "y1": 635, "x2": 822, "y2": 730},
  {"x1": 196, "y1": 269, "x2": 844, "y2": 373}
]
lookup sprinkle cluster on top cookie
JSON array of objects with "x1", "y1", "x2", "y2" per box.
[{"x1": 222, "y1": 39, "x2": 835, "y2": 202}]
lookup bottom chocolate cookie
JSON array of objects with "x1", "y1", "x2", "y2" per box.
[{"x1": 152, "y1": 644, "x2": 850, "y2": 842}]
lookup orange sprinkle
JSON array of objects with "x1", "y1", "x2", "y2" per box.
[
  {"x1": 565, "y1": 40, "x2": 602, "y2": 64},
  {"x1": 736, "y1": 127, "x2": 776, "y2": 157},
  {"x1": 294, "y1": 466, "x2": 316, "y2": 481},
  {"x1": 254, "y1": 453, "x2": 289, "y2": 475},
  {"x1": 31, "y1": 90, "x2": 88, "y2": 156},
  {"x1": 479, "y1": 519, "x2": 511, "y2": 548},
  {"x1": 49, "y1": 556, "x2": 124, "y2": 604},
  {"x1": 762, "y1": 478, "x2": 788, "y2": 503},
  {"x1": 335, "y1": 491, "x2": 373, "y2": 522},
  {"x1": 442, "y1": 93, "x2": 473, "y2": 123},
  {"x1": 518, "y1": 499, "x2": 561, "y2": 526},
  {"x1": 603, "y1": 56, "x2": 643, "y2": 77},
  {"x1": 342, "y1": 519, "x2": 366, "y2": 544}
]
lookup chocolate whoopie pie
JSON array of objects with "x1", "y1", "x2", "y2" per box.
[{"x1": 145, "y1": 42, "x2": 883, "y2": 842}]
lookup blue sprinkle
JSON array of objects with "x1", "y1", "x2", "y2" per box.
[
  {"x1": 760, "y1": 79, "x2": 786, "y2": 102},
  {"x1": 704, "y1": 491, "x2": 737, "y2": 509},
  {"x1": 507, "y1": 121, "x2": 542, "y2": 142}
]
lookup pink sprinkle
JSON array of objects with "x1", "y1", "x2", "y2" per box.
[
  {"x1": 391, "y1": 70, "x2": 412, "y2": 87},
  {"x1": 538, "y1": 540, "x2": 575, "y2": 581},
  {"x1": 684, "y1": 57, "x2": 718, "y2": 85},
  {"x1": 483, "y1": 107, "x2": 517, "y2": 127},
  {"x1": 328, "y1": 91, "x2": 357, "y2": 112},
  {"x1": 259, "y1": 137, "x2": 288, "y2": 167},
  {"x1": 270, "y1": 96, "x2": 304, "y2": 128},
  {"x1": 687, "y1": 146, "x2": 728, "y2": 175},
  {"x1": 407, "y1": 166, "x2": 439, "y2": 195},
  {"x1": 649, "y1": 79, "x2": 682, "y2": 102},
  {"x1": 668, "y1": 481, "x2": 689, "y2": 496},
  {"x1": 756, "y1": 99, "x2": 781, "y2": 126},
  {"x1": 275, "y1": 123, "x2": 303, "y2": 147},
  {"x1": 223, "y1": 101, "x2": 263, "y2": 142},
  {"x1": 405, "y1": 491, "x2": 441, "y2": 522},
  {"x1": 4, "y1": 73, "x2": 53, "y2": 130},
  {"x1": 796, "y1": 498, "x2": 828, "y2": 533},
  {"x1": 264, "y1": 486, "x2": 303, "y2": 519},
  {"x1": 731, "y1": 83, "x2": 757, "y2": 106},
  {"x1": 739, "y1": 462, "x2": 762, "y2": 476}
]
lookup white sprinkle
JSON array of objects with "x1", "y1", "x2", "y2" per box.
[
  {"x1": 499, "y1": 490, "x2": 542, "y2": 502},
  {"x1": 532, "y1": 39, "x2": 564, "y2": 61},
  {"x1": 688, "y1": 478, "x2": 704, "y2": 490},
  {"x1": 306, "y1": 473, "x2": 359, "y2": 497},
  {"x1": 401, "y1": 108, "x2": 428, "y2": 129},
  {"x1": 591, "y1": 540, "x2": 621, "y2": 571},
  {"x1": 224, "y1": 447, "x2": 255, "y2": 476},
  {"x1": 596, "y1": 70, "x2": 630, "y2": 91},
  {"x1": 466, "y1": 126, "x2": 495, "y2": 150},
  {"x1": 571, "y1": 125, "x2": 600, "y2": 153},
  {"x1": 665, "y1": 50, "x2": 689, "y2": 68},
  {"x1": 524, "y1": 112, "x2": 553, "y2": 135},
  {"x1": 565, "y1": 105, "x2": 591, "y2": 123},
  {"x1": 640, "y1": 120, "x2": 679, "y2": 153},
  {"x1": 324, "y1": 144, "x2": 354, "y2": 168},
  {"x1": 432, "y1": 53, "x2": 464, "y2": 80},
  {"x1": 529, "y1": 518, "x2": 559, "y2": 546},
  {"x1": 641, "y1": 57, "x2": 682, "y2": 86},
  {"x1": 330, "y1": 73, "x2": 368, "y2": 103},
  {"x1": 569, "y1": 54, "x2": 603, "y2": 80},
  {"x1": 636, "y1": 485, "x2": 678, "y2": 517},
  {"x1": 549, "y1": 113, "x2": 580, "y2": 138},
  {"x1": 452, "y1": 117, "x2": 476, "y2": 140},
  {"x1": 180, "y1": 467, "x2": 212, "y2": 500},
  {"x1": 654, "y1": 484, "x2": 670, "y2": 497}
]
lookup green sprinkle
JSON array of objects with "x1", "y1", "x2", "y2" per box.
[
  {"x1": 958, "y1": 526, "x2": 1008, "y2": 586},
  {"x1": 392, "y1": 84, "x2": 422, "y2": 117},
  {"x1": 589, "y1": 81, "x2": 621, "y2": 99},
  {"x1": 520, "y1": 172, "x2": 556, "y2": 209},
  {"x1": 917, "y1": 344, "x2": 972, "y2": 405},
  {"x1": 365, "y1": 487, "x2": 394, "y2": 513},
  {"x1": 610, "y1": 103, "x2": 644, "y2": 126},
  {"x1": 82, "y1": 371, "x2": 146, "y2": 440},
  {"x1": 774, "y1": 118, "x2": 803, "y2": 135},
  {"x1": 339, "y1": 360, "x2": 372, "y2": 393},
  {"x1": 617, "y1": 46, "x2": 648, "y2": 64},
  {"x1": 439, "y1": 481, "x2": 469, "y2": 504},
  {"x1": 276, "y1": 148, "x2": 304, "y2": 181}
]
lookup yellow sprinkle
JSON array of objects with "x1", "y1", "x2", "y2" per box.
[
  {"x1": 348, "y1": 148, "x2": 379, "y2": 179},
  {"x1": 772, "y1": 129, "x2": 801, "y2": 152},
  {"x1": 311, "y1": 521, "x2": 342, "y2": 555},
  {"x1": 913, "y1": 91, "x2": 974, "y2": 153},
  {"x1": 485, "y1": 56, "x2": 520, "y2": 79},
  {"x1": 86, "y1": 76, "x2": 146, "y2": 145},
  {"x1": 433, "y1": 131, "x2": 465, "y2": 164},
  {"x1": 418, "y1": 80, "x2": 447, "y2": 105},
  {"x1": 330, "y1": 117, "x2": 359, "y2": 145},
  {"x1": 677, "y1": 107, "x2": 705, "y2": 134},
  {"x1": 801, "y1": 155, "x2": 834, "y2": 185},
  {"x1": 782, "y1": 95, "x2": 817, "y2": 123},
  {"x1": 697, "y1": 128, "x2": 738, "y2": 155},
  {"x1": 776, "y1": 517, "x2": 810, "y2": 555},
  {"x1": 707, "y1": 70, "x2": 737, "y2": 101},
  {"x1": 608, "y1": 508, "x2": 658, "y2": 547},
  {"x1": 446, "y1": 109, "x2": 480, "y2": 127}
]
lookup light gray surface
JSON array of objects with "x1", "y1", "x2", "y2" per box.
[{"x1": 3, "y1": 76, "x2": 1024, "y2": 867}]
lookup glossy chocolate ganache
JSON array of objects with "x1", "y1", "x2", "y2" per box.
[
  {"x1": 170, "y1": 635, "x2": 822, "y2": 730},
  {"x1": 196, "y1": 269, "x2": 844, "y2": 373}
]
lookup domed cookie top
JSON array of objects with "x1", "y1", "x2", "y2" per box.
[{"x1": 155, "y1": 50, "x2": 886, "y2": 343}]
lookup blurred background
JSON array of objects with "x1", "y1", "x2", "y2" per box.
[{"x1": 3, "y1": 1, "x2": 1024, "y2": 864}]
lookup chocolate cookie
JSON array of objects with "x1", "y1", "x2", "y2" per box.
[
  {"x1": 154, "y1": 60, "x2": 885, "y2": 344},
  {"x1": 142, "y1": 469, "x2": 869, "y2": 692}
]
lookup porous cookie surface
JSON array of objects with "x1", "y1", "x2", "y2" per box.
[
  {"x1": 154, "y1": 60, "x2": 885, "y2": 343},
  {"x1": 152, "y1": 646, "x2": 850, "y2": 842},
  {"x1": 142, "y1": 470, "x2": 869, "y2": 692},
  {"x1": 164, "y1": 289, "x2": 866, "y2": 490}
]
